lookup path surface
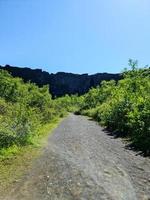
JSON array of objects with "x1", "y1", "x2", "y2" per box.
[{"x1": 4, "y1": 114, "x2": 150, "y2": 200}]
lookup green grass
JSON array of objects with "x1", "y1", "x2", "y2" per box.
[{"x1": 0, "y1": 117, "x2": 63, "y2": 195}]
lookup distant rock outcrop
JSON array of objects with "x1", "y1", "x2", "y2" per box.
[{"x1": 0, "y1": 65, "x2": 122, "y2": 97}]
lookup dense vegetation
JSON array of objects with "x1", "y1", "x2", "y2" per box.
[
  {"x1": 0, "y1": 70, "x2": 66, "y2": 151},
  {"x1": 54, "y1": 94, "x2": 84, "y2": 113},
  {"x1": 78, "y1": 60, "x2": 150, "y2": 155},
  {"x1": 0, "y1": 60, "x2": 149, "y2": 156},
  {"x1": 1, "y1": 60, "x2": 149, "y2": 197}
]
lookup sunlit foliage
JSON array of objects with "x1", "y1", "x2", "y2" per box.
[
  {"x1": 79, "y1": 60, "x2": 150, "y2": 154},
  {"x1": 0, "y1": 70, "x2": 65, "y2": 149}
]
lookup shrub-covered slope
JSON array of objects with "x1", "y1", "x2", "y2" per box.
[
  {"x1": 0, "y1": 70, "x2": 66, "y2": 150},
  {"x1": 79, "y1": 61, "x2": 150, "y2": 154}
]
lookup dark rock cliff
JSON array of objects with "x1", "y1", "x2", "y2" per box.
[{"x1": 0, "y1": 65, "x2": 122, "y2": 97}]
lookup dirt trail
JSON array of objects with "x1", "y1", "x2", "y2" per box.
[{"x1": 4, "y1": 114, "x2": 150, "y2": 200}]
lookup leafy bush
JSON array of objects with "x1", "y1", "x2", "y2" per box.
[
  {"x1": 54, "y1": 94, "x2": 84, "y2": 113},
  {"x1": 0, "y1": 70, "x2": 65, "y2": 150},
  {"x1": 0, "y1": 103, "x2": 39, "y2": 147},
  {"x1": 79, "y1": 60, "x2": 150, "y2": 154}
]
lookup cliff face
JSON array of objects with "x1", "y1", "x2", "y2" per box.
[{"x1": 0, "y1": 65, "x2": 122, "y2": 97}]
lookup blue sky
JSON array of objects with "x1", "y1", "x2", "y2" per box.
[{"x1": 0, "y1": 0, "x2": 150, "y2": 74}]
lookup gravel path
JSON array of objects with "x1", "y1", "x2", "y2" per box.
[{"x1": 4, "y1": 114, "x2": 150, "y2": 200}]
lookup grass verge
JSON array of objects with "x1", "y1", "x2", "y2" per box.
[{"x1": 0, "y1": 117, "x2": 63, "y2": 195}]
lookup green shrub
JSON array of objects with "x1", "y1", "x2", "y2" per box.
[
  {"x1": 0, "y1": 70, "x2": 66, "y2": 150},
  {"x1": 79, "y1": 60, "x2": 150, "y2": 154}
]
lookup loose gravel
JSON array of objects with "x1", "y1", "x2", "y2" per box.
[{"x1": 4, "y1": 114, "x2": 150, "y2": 200}]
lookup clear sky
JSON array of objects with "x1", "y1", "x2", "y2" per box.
[{"x1": 0, "y1": 0, "x2": 150, "y2": 74}]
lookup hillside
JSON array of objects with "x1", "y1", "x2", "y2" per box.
[{"x1": 0, "y1": 65, "x2": 121, "y2": 97}]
